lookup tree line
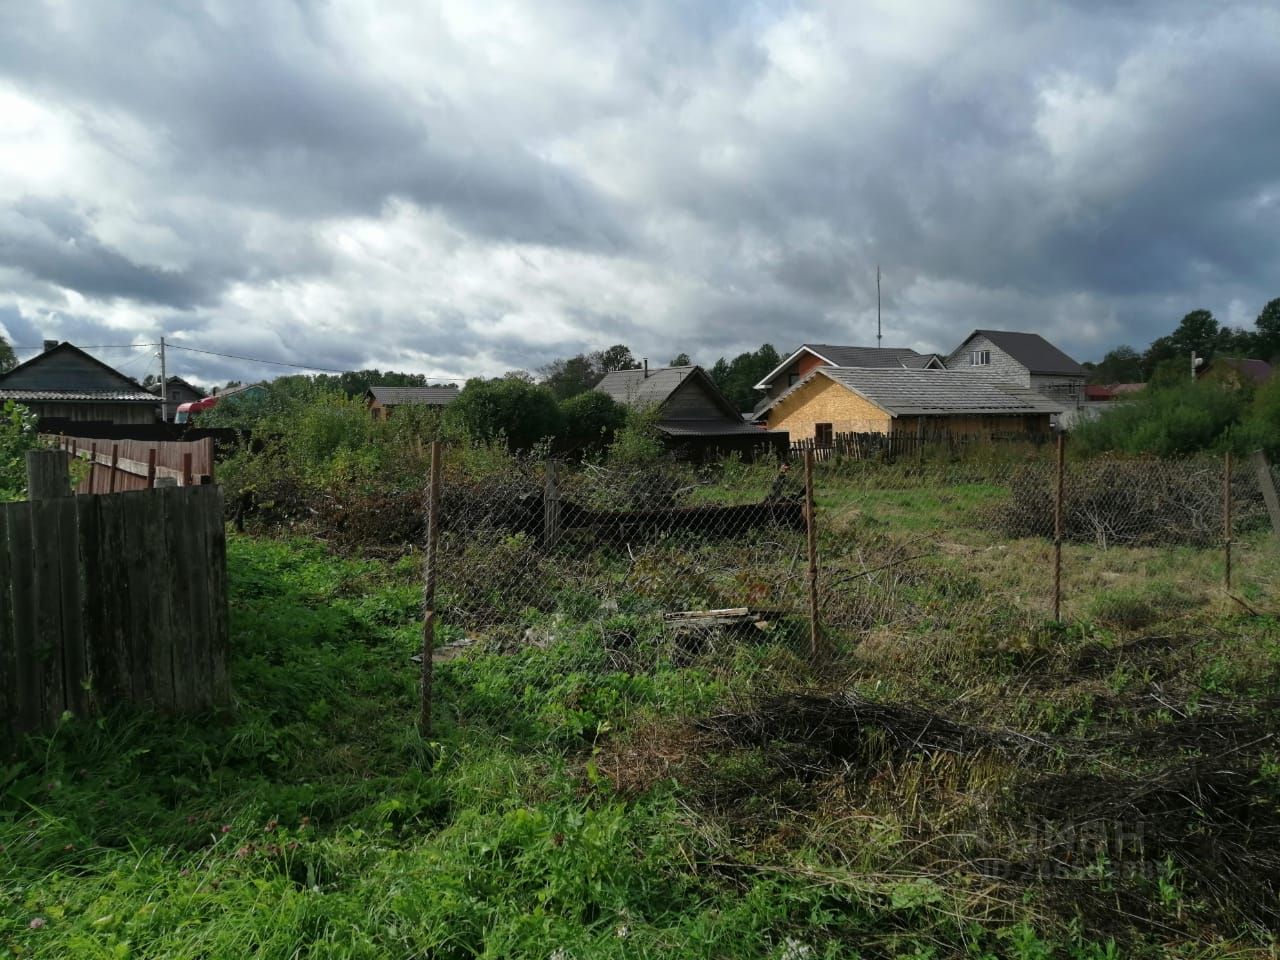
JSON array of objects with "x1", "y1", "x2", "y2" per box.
[{"x1": 1085, "y1": 298, "x2": 1280, "y2": 385}]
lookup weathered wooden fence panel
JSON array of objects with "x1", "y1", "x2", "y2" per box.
[
  {"x1": 1, "y1": 483, "x2": 230, "y2": 742},
  {"x1": 46, "y1": 435, "x2": 215, "y2": 494}
]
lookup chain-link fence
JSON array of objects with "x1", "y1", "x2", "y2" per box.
[{"x1": 418, "y1": 442, "x2": 1280, "y2": 735}]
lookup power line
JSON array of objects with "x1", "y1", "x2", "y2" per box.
[{"x1": 162, "y1": 343, "x2": 350, "y2": 373}]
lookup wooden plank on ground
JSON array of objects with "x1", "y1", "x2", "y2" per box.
[
  {"x1": 203, "y1": 487, "x2": 232, "y2": 707},
  {"x1": 53, "y1": 496, "x2": 87, "y2": 719},
  {"x1": 29, "y1": 498, "x2": 66, "y2": 729}
]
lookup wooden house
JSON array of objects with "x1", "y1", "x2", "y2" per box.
[
  {"x1": 751, "y1": 344, "x2": 944, "y2": 415},
  {"x1": 761, "y1": 367, "x2": 1061, "y2": 442},
  {"x1": 153, "y1": 376, "x2": 207, "y2": 420},
  {"x1": 595, "y1": 365, "x2": 788, "y2": 460},
  {"x1": 0, "y1": 341, "x2": 158, "y2": 425},
  {"x1": 366, "y1": 385, "x2": 459, "y2": 420}
]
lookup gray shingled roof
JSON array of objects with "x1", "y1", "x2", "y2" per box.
[
  {"x1": 367, "y1": 385, "x2": 459, "y2": 405},
  {"x1": 804, "y1": 345, "x2": 929, "y2": 368},
  {"x1": 956, "y1": 330, "x2": 1085, "y2": 377},
  {"x1": 595, "y1": 366, "x2": 698, "y2": 407},
  {"x1": 764, "y1": 367, "x2": 1063, "y2": 418},
  {"x1": 0, "y1": 388, "x2": 158, "y2": 403}
]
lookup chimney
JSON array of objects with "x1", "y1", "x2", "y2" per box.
[
  {"x1": 42, "y1": 339, "x2": 59, "y2": 353},
  {"x1": 643, "y1": 358, "x2": 649, "y2": 378}
]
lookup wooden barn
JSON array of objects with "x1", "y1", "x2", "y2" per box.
[
  {"x1": 0, "y1": 341, "x2": 159, "y2": 425},
  {"x1": 595, "y1": 364, "x2": 788, "y2": 460}
]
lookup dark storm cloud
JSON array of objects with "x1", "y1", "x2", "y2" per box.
[{"x1": 1, "y1": 0, "x2": 1278, "y2": 381}]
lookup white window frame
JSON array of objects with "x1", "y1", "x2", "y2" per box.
[{"x1": 970, "y1": 350, "x2": 991, "y2": 366}]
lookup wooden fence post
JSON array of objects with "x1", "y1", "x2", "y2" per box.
[
  {"x1": 1053, "y1": 432, "x2": 1065, "y2": 622},
  {"x1": 420, "y1": 441, "x2": 442, "y2": 737},
  {"x1": 543, "y1": 460, "x2": 561, "y2": 549},
  {"x1": 181, "y1": 452, "x2": 193, "y2": 488},
  {"x1": 803, "y1": 449, "x2": 820, "y2": 660},
  {"x1": 1223, "y1": 451, "x2": 1233, "y2": 590},
  {"x1": 146, "y1": 449, "x2": 157, "y2": 489},
  {"x1": 1252, "y1": 450, "x2": 1280, "y2": 537},
  {"x1": 108, "y1": 444, "x2": 120, "y2": 494},
  {"x1": 25, "y1": 449, "x2": 71, "y2": 500}
]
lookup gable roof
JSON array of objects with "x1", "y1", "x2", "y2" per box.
[
  {"x1": 952, "y1": 330, "x2": 1085, "y2": 377},
  {"x1": 753, "y1": 344, "x2": 942, "y2": 389},
  {"x1": 0, "y1": 342, "x2": 158, "y2": 403},
  {"x1": 1198, "y1": 357, "x2": 1273, "y2": 384},
  {"x1": 595, "y1": 365, "x2": 742, "y2": 420},
  {"x1": 764, "y1": 367, "x2": 1064, "y2": 419},
  {"x1": 151, "y1": 376, "x2": 206, "y2": 398},
  {"x1": 366, "y1": 385, "x2": 460, "y2": 406}
]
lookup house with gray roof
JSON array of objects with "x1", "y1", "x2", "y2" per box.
[
  {"x1": 760, "y1": 366, "x2": 1061, "y2": 444},
  {"x1": 0, "y1": 340, "x2": 159, "y2": 425},
  {"x1": 752, "y1": 344, "x2": 945, "y2": 412},
  {"x1": 945, "y1": 330, "x2": 1085, "y2": 406},
  {"x1": 365, "y1": 385, "x2": 460, "y2": 420},
  {"x1": 595, "y1": 365, "x2": 787, "y2": 460}
]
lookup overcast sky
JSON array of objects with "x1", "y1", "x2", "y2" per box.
[{"x1": 2, "y1": 1, "x2": 1278, "y2": 387}]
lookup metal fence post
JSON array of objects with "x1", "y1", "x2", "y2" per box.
[
  {"x1": 420, "y1": 440, "x2": 442, "y2": 737},
  {"x1": 25, "y1": 449, "x2": 72, "y2": 500},
  {"x1": 803, "y1": 448, "x2": 820, "y2": 659},
  {"x1": 1053, "y1": 432, "x2": 1065, "y2": 621},
  {"x1": 1223, "y1": 450, "x2": 1233, "y2": 591}
]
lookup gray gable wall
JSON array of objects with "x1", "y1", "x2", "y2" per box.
[{"x1": 944, "y1": 334, "x2": 1031, "y2": 386}]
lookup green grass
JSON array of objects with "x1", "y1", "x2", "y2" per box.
[{"x1": 3, "y1": 479, "x2": 1279, "y2": 958}]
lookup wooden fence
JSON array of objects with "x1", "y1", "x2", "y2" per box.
[
  {"x1": 1, "y1": 453, "x2": 230, "y2": 742},
  {"x1": 47, "y1": 435, "x2": 215, "y2": 494},
  {"x1": 790, "y1": 431, "x2": 1051, "y2": 462}
]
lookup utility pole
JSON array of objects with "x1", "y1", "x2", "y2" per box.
[
  {"x1": 876, "y1": 265, "x2": 882, "y2": 348},
  {"x1": 159, "y1": 336, "x2": 167, "y2": 422}
]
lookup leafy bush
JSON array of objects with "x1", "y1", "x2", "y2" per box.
[
  {"x1": 559, "y1": 390, "x2": 626, "y2": 450},
  {"x1": 0, "y1": 400, "x2": 41, "y2": 501},
  {"x1": 444, "y1": 377, "x2": 563, "y2": 451}
]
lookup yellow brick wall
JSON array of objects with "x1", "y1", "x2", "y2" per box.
[{"x1": 766, "y1": 376, "x2": 892, "y2": 438}]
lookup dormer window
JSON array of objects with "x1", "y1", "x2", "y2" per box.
[{"x1": 970, "y1": 350, "x2": 991, "y2": 366}]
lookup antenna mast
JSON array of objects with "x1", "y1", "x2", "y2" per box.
[{"x1": 876, "y1": 266, "x2": 882, "y2": 348}]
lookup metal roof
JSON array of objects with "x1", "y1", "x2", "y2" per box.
[
  {"x1": 366, "y1": 385, "x2": 460, "y2": 405},
  {"x1": 763, "y1": 367, "x2": 1064, "y2": 418},
  {"x1": 0, "y1": 388, "x2": 159, "y2": 403},
  {"x1": 953, "y1": 330, "x2": 1085, "y2": 377}
]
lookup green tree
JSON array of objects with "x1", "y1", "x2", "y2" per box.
[
  {"x1": 0, "y1": 335, "x2": 16, "y2": 374},
  {"x1": 445, "y1": 377, "x2": 564, "y2": 450},
  {"x1": 595, "y1": 344, "x2": 638, "y2": 373},
  {"x1": 669, "y1": 352, "x2": 692, "y2": 366},
  {"x1": 709, "y1": 344, "x2": 781, "y2": 412},
  {"x1": 1090, "y1": 345, "x2": 1144, "y2": 384},
  {"x1": 1255, "y1": 297, "x2": 1280, "y2": 362},
  {"x1": 560, "y1": 391, "x2": 626, "y2": 448},
  {"x1": 540, "y1": 354, "x2": 601, "y2": 400}
]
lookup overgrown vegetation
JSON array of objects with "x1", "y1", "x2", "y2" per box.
[
  {"x1": 0, "y1": 400, "x2": 41, "y2": 501},
  {"x1": 3, "y1": 446, "x2": 1279, "y2": 956}
]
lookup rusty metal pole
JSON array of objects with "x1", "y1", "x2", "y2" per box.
[
  {"x1": 1054, "y1": 432, "x2": 1065, "y2": 622},
  {"x1": 1224, "y1": 450, "x2": 1233, "y2": 591},
  {"x1": 420, "y1": 440, "x2": 443, "y2": 736},
  {"x1": 804, "y1": 448, "x2": 820, "y2": 660}
]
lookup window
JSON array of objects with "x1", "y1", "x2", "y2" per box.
[
  {"x1": 787, "y1": 373, "x2": 800, "y2": 387},
  {"x1": 970, "y1": 350, "x2": 991, "y2": 366},
  {"x1": 815, "y1": 423, "x2": 833, "y2": 446}
]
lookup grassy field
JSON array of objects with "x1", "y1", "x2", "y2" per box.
[{"x1": 3, "y1": 465, "x2": 1279, "y2": 957}]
